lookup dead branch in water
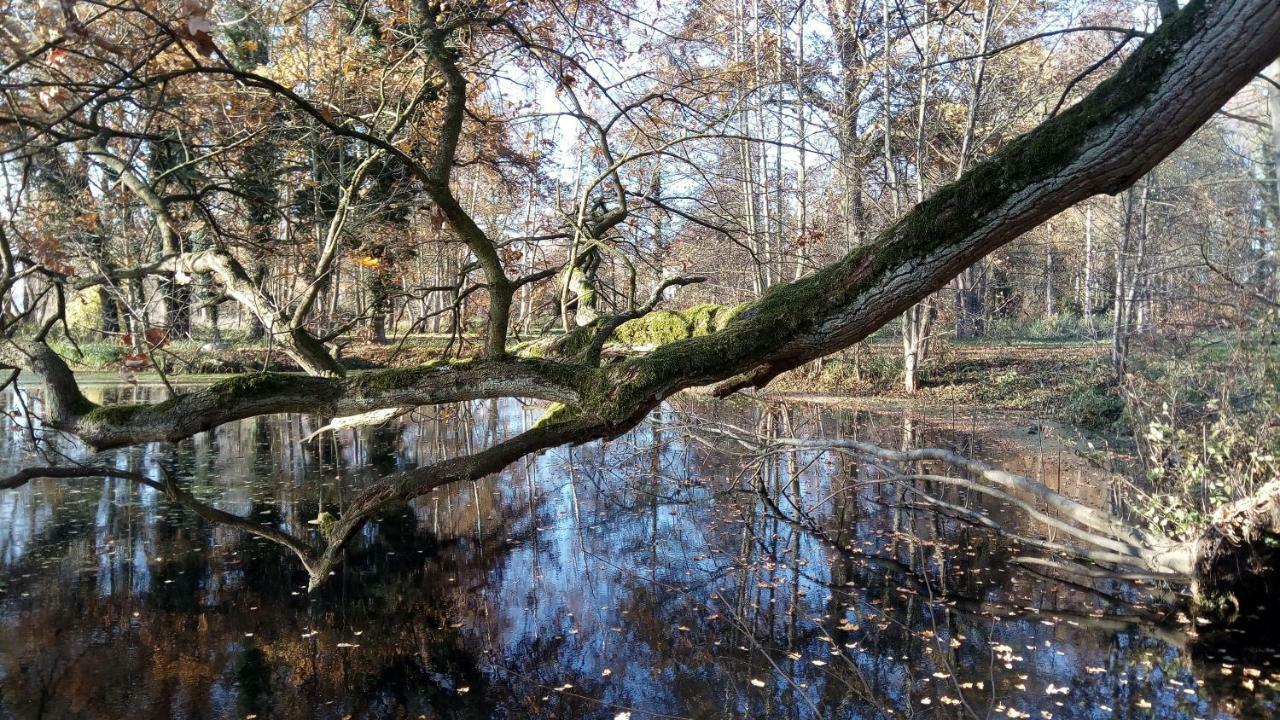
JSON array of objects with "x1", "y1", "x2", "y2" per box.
[{"x1": 694, "y1": 422, "x2": 1280, "y2": 628}]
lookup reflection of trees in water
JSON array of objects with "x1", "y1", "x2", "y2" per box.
[{"x1": 0, "y1": 392, "x2": 1275, "y2": 718}]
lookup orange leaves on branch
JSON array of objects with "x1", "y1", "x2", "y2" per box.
[
  {"x1": 793, "y1": 227, "x2": 825, "y2": 249},
  {"x1": 178, "y1": 0, "x2": 218, "y2": 57},
  {"x1": 121, "y1": 328, "x2": 171, "y2": 351}
]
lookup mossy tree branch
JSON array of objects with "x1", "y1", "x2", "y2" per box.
[
  {"x1": 6, "y1": 0, "x2": 1280, "y2": 591},
  {"x1": 0, "y1": 341, "x2": 585, "y2": 450},
  {"x1": 15, "y1": 0, "x2": 1279, "y2": 450}
]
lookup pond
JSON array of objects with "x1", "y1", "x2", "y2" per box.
[{"x1": 0, "y1": 382, "x2": 1276, "y2": 719}]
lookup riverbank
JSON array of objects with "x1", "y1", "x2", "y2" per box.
[
  {"x1": 53, "y1": 336, "x2": 1123, "y2": 432},
  {"x1": 770, "y1": 340, "x2": 1123, "y2": 430}
]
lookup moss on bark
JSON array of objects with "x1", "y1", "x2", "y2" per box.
[
  {"x1": 79, "y1": 403, "x2": 148, "y2": 425},
  {"x1": 612, "y1": 302, "x2": 749, "y2": 347},
  {"x1": 209, "y1": 372, "x2": 298, "y2": 397},
  {"x1": 531, "y1": 401, "x2": 577, "y2": 429}
]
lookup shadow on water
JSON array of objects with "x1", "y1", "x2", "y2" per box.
[{"x1": 0, "y1": 383, "x2": 1277, "y2": 719}]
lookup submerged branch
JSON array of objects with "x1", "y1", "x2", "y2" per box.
[
  {"x1": 765, "y1": 434, "x2": 1193, "y2": 577},
  {"x1": 0, "y1": 464, "x2": 323, "y2": 574},
  {"x1": 776, "y1": 438, "x2": 1164, "y2": 552},
  {"x1": 722, "y1": 423, "x2": 1280, "y2": 627},
  {"x1": 0, "y1": 465, "x2": 161, "y2": 491}
]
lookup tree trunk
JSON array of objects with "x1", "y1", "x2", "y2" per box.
[
  {"x1": 1112, "y1": 189, "x2": 1134, "y2": 378},
  {"x1": 12, "y1": 0, "x2": 1280, "y2": 595},
  {"x1": 902, "y1": 301, "x2": 935, "y2": 394},
  {"x1": 1083, "y1": 203, "x2": 1094, "y2": 334},
  {"x1": 163, "y1": 276, "x2": 192, "y2": 338},
  {"x1": 97, "y1": 286, "x2": 120, "y2": 339},
  {"x1": 1260, "y1": 61, "x2": 1280, "y2": 301},
  {"x1": 205, "y1": 301, "x2": 223, "y2": 344},
  {"x1": 1045, "y1": 246, "x2": 1054, "y2": 318},
  {"x1": 954, "y1": 265, "x2": 985, "y2": 339},
  {"x1": 245, "y1": 262, "x2": 267, "y2": 342},
  {"x1": 367, "y1": 268, "x2": 390, "y2": 344}
]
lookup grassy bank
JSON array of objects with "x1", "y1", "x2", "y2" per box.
[{"x1": 771, "y1": 339, "x2": 1124, "y2": 432}]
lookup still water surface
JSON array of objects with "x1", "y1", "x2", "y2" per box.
[{"x1": 0, "y1": 383, "x2": 1277, "y2": 719}]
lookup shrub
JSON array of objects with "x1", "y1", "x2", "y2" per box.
[
  {"x1": 50, "y1": 340, "x2": 125, "y2": 370},
  {"x1": 1063, "y1": 381, "x2": 1126, "y2": 433},
  {"x1": 1121, "y1": 325, "x2": 1280, "y2": 540},
  {"x1": 985, "y1": 313, "x2": 1112, "y2": 341},
  {"x1": 65, "y1": 289, "x2": 106, "y2": 338}
]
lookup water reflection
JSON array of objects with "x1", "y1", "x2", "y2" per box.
[{"x1": 0, "y1": 384, "x2": 1276, "y2": 719}]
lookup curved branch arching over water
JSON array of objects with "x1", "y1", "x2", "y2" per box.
[{"x1": 4, "y1": 0, "x2": 1280, "y2": 615}]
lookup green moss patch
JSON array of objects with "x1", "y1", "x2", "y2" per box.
[
  {"x1": 208, "y1": 372, "x2": 297, "y2": 397},
  {"x1": 80, "y1": 403, "x2": 147, "y2": 425},
  {"x1": 613, "y1": 303, "x2": 748, "y2": 348},
  {"x1": 531, "y1": 401, "x2": 578, "y2": 429}
]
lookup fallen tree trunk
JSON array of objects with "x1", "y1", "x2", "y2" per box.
[
  {"x1": 84, "y1": 139, "x2": 349, "y2": 378},
  {"x1": 107, "y1": 249, "x2": 348, "y2": 378},
  {"x1": 3, "y1": 0, "x2": 1280, "y2": 598},
  {"x1": 1192, "y1": 480, "x2": 1280, "y2": 625}
]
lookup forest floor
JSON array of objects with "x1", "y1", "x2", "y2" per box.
[
  {"x1": 771, "y1": 340, "x2": 1115, "y2": 407},
  {"x1": 768, "y1": 339, "x2": 1125, "y2": 433}
]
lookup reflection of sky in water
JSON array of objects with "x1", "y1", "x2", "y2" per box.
[{"x1": 0, "y1": 383, "x2": 1277, "y2": 719}]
